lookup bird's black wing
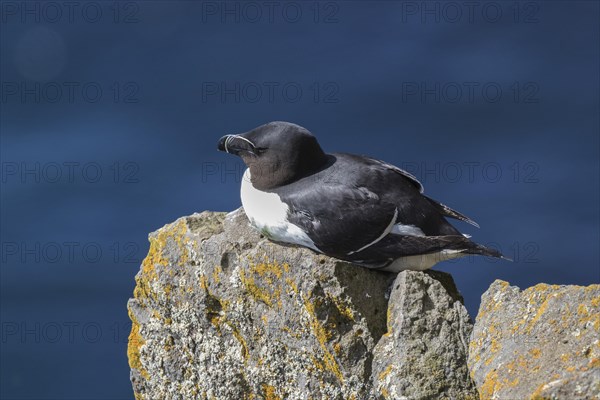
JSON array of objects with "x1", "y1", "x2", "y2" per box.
[
  {"x1": 364, "y1": 155, "x2": 479, "y2": 230},
  {"x1": 276, "y1": 181, "x2": 399, "y2": 259},
  {"x1": 362, "y1": 156, "x2": 424, "y2": 193}
]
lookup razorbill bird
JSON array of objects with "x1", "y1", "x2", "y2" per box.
[{"x1": 217, "y1": 121, "x2": 506, "y2": 272}]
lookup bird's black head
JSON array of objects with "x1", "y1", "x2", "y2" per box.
[{"x1": 217, "y1": 121, "x2": 328, "y2": 190}]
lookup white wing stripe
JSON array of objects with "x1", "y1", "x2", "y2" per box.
[{"x1": 347, "y1": 208, "x2": 398, "y2": 255}]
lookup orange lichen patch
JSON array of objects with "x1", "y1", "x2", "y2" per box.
[
  {"x1": 382, "y1": 305, "x2": 393, "y2": 338},
  {"x1": 213, "y1": 265, "x2": 222, "y2": 284},
  {"x1": 253, "y1": 261, "x2": 284, "y2": 282},
  {"x1": 479, "y1": 369, "x2": 500, "y2": 399},
  {"x1": 303, "y1": 294, "x2": 344, "y2": 382},
  {"x1": 481, "y1": 353, "x2": 540, "y2": 399},
  {"x1": 525, "y1": 297, "x2": 552, "y2": 333},
  {"x1": 228, "y1": 321, "x2": 250, "y2": 362},
  {"x1": 482, "y1": 325, "x2": 503, "y2": 367},
  {"x1": 524, "y1": 283, "x2": 562, "y2": 294},
  {"x1": 378, "y1": 364, "x2": 393, "y2": 381},
  {"x1": 310, "y1": 354, "x2": 326, "y2": 373},
  {"x1": 509, "y1": 317, "x2": 527, "y2": 336},
  {"x1": 470, "y1": 347, "x2": 481, "y2": 364},
  {"x1": 479, "y1": 370, "x2": 520, "y2": 399},
  {"x1": 506, "y1": 354, "x2": 539, "y2": 374},
  {"x1": 200, "y1": 274, "x2": 209, "y2": 291},
  {"x1": 478, "y1": 281, "x2": 511, "y2": 317},
  {"x1": 240, "y1": 261, "x2": 285, "y2": 308},
  {"x1": 261, "y1": 384, "x2": 281, "y2": 400},
  {"x1": 127, "y1": 308, "x2": 149, "y2": 380},
  {"x1": 133, "y1": 219, "x2": 191, "y2": 302},
  {"x1": 285, "y1": 278, "x2": 299, "y2": 295},
  {"x1": 380, "y1": 387, "x2": 390, "y2": 398},
  {"x1": 281, "y1": 325, "x2": 302, "y2": 339},
  {"x1": 333, "y1": 342, "x2": 342, "y2": 356},
  {"x1": 329, "y1": 295, "x2": 355, "y2": 321},
  {"x1": 133, "y1": 242, "x2": 164, "y2": 301},
  {"x1": 489, "y1": 328, "x2": 501, "y2": 353},
  {"x1": 576, "y1": 301, "x2": 600, "y2": 331},
  {"x1": 530, "y1": 381, "x2": 551, "y2": 399}
]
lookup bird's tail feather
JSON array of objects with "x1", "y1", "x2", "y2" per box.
[
  {"x1": 425, "y1": 196, "x2": 480, "y2": 228},
  {"x1": 465, "y1": 243, "x2": 512, "y2": 261}
]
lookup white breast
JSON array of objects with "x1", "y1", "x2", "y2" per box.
[{"x1": 240, "y1": 169, "x2": 320, "y2": 252}]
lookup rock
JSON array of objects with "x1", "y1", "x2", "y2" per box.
[
  {"x1": 468, "y1": 280, "x2": 600, "y2": 400},
  {"x1": 372, "y1": 270, "x2": 479, "y2": 399},
  {"x1": 127, "y1": 209, "x2": 475, "y2": 399},
  {"x1": 127, "y1": 209, "x2": 392, "y2": 399}
]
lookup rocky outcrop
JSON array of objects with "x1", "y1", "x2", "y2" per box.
[
  {"x1": 127, "y1": 209, "x2": 476, "y2": 399},
  {"x1": 128, "y1": 209, "x2": 600, "y2": 399},
  {"x1": 468, "y1": 280, "x2": 600, "y2": 399},
  {"x1": 372, "y1": 270, "x2": 478, "y2": 399}
]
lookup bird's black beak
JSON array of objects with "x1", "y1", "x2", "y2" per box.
[
  {"x1": 217, "y1": 135, "x2": 229, "y2": 152},
  {"x1": 217, "y1": 134, "x2": 256, "y2": 156}
]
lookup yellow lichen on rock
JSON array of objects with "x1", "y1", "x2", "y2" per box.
[
  {"x1": 213, "y1": 264, "x2": 222, "y2": 284},
  {"x1": 127, "y1": 308, "x2": 149, "y2": 380},
  {"x1": 128, "y1": 221, "x2": 192, "y2": 390},
  {"x1": 303, "y1": 294, "x2": 344, "y2": 382},
  {"x1": 330, "y1": 295, "x2": 355, "y2": 322},
  {"x1": 239, "y1": 261, "x2": 285, "y2": 308},
  {"x1": 133, "y1": 219, "x2": 191, "y2": 302},
  {"x1": 470, "y1": 281, "x2": 600, "y2": 400},
  {"x1": 261, "y1": 384, "x2": 281, "y2": 400},
  {"x1": 479, "y1": 369, "x2": 499, "y2": 399},
  {"x1": 378, "y1": 364, "x2": 393, "y2": 382},
  {"x1": 228, "y1": 321, "x2": 250, "y2": 362}
]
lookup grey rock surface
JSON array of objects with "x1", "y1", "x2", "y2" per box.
[
  {"x1": 371, "y1": 270, "x2": 479, "y2": 399},
  {"x1": 127, "y1": 209, "x2": 475, "y2": 399},
  {"x1": 468, "y1": 280, "x2": 600, "y2": 400}
]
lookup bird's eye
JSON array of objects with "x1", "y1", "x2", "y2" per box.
[{"x1": 255, "y1": 147, "x2": 268, "y2": 154}]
